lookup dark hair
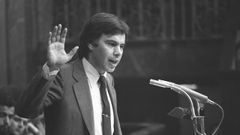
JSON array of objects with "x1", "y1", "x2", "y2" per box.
[
  {"x1": 78, "y1": 12, "x2": 129, "y2": 59},
  {"x1": 0, "y1": 85, "x2": 20, "y2": 107}
]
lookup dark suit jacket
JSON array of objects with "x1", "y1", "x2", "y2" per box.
[{"x1": 16, "y1": 58, "x2": 122, "y2": 135}]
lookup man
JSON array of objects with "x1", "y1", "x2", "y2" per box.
[
  {"x1": 0, "y1": 85, "x2": 16, "y2": 135},
  {"x1": 0, "y1": 86, "x2": 43, "y2": 135},
  {"x1": 0, "y1": 104, "x2": 15, "y2": 135},
  {"x1": 16, "y1": 12, "x2": 129, "y2": 135}
]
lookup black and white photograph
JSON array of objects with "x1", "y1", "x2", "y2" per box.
[{"x1": 1, "y1": 0, "x2": 240, "y2": 135}]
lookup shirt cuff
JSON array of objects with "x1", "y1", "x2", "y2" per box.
[{"x1": 42, "y1": 63, "x2": 59, "y2": 79}]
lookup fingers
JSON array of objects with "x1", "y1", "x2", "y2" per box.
[
  {"x1": 56, "y1": 24, "x2": 62, "y2": 41},
  {"x1": 48, "y1": 32, "x2": 52, "y2": 45},
  {"x1": 51, "y1": 26, "x2": 58, "y2": 43},
  {"x1": 60, "y1": 28, "x2": 68, "y2": 43},
  {"x1": 67, "y1": 46, "x2": 79, "y2": 59},
  {"x1": 49, "y1": 24, "x2": 67, "y2": 44}
]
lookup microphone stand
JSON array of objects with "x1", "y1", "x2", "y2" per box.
[
  {"x1": 149, "y1": 79, "x2": 207, "y2": 135},
  {"x1": 192, "y1": 101, "x2": 206, "y2": 135}
]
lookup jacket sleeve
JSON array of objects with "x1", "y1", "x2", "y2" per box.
[{"x1": 16, "y1": 69, "x2": 64, "y2": 119}]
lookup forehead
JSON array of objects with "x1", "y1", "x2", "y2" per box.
[
  {"x1": 98, "y1": 34, "x2": 126, "y2": 44},
  {"x1": 13, "y1": 115, "x2": 28, "y2": 123},
  {"x1": 0, "y1": 106, "x2": 15, "y2": 115}
]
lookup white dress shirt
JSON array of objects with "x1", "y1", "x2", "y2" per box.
[{"x1": 82, "y1": 58, "x2": 114, "y2": 135}]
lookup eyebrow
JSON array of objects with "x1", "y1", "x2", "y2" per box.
[{"x1": 104, "y1": 39, "x2": 125, "y2": 45}]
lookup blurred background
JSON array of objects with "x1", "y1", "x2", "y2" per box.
[{"x1": 1, "y1": 0, "x2": 240, "y2": 135}]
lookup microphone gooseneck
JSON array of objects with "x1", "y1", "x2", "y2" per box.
[{"x1": 149, "y1": 79, "x2": 216, "y2": 105}]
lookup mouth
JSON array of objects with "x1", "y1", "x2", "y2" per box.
[{"x1": 109, "y1": 59, "x2": 118, "y2": 65}]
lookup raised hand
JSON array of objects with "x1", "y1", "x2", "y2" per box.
[{"x1": 47, "y1": 24, "x2": 79, "y2": 70}]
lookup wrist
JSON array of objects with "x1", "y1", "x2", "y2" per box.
[
  {"x1": 42, "y1": 63, "x2": 60, "y2": 79},
  {"x1": 46, "y1": 61, "x2": 59, "y2": 72}
]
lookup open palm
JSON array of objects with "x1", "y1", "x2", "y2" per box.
[{"x1": 47, "y1": 24, "x2": 79, "y2": 69}]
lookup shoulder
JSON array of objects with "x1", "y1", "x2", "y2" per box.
[
  {"x1": 60, "y1": 59, "x2": 77, "y2": 71},
  {"x1": 57, "y1": 58, "x2": 86, "y2": 82},
  {"x1": 59, "y1": 58, "x2": 82, "y2": 74}
]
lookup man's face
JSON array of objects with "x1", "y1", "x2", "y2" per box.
[
  {"x1": 88, "y1": 34, "x2": 126, "y2": 74},
  {"x1": 0, "y1": 106, "x2": 15, "y2": 126},
  {"x1": 0, "y1": 106, "x2": 15, "y2": 134},
  {"x1": 0, "y1": 106, "x2": 28, "y2": 135},
  {"x1": 9, "y1": 115, "x2": 28, "y2": 135}
]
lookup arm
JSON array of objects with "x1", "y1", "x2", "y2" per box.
[{"x1": 15, "y1": 24, "x2": 79, "y2": 118}]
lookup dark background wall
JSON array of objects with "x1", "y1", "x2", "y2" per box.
[{"x1": 1, "y1": 0, "x2": 240, "y2": 135}]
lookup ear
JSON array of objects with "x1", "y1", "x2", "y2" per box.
[{"x1": 88, "y1": 43, "x2": 94, "y2": 51}]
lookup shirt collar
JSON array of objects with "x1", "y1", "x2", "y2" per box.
[{"x1": 82, "y1": 58, "x2": 106, "y2": 83}]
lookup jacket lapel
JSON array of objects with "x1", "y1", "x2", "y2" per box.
[{"x1": 72, "y1": 59, "x2": 94, "y2": 135}]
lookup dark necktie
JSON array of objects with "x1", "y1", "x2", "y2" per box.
[{"x1": 98, "y1": 75, "x2": 111, "y2": 135}]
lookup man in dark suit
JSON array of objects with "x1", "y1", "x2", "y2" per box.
[{"x1": 16, "y1": 12, "x2": 129, "y2": 135}]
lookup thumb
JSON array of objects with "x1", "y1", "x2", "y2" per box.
[{"x1": 67, "y1": 46, "x2": 79, "y2": 58}]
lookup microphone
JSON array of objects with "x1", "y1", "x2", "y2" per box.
[{"x1": 149, "y1": 79, "x2": 215, "y2": 105}]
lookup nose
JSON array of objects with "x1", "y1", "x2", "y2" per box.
[
  {"x1": 4, "y1": 116, "x2": 10, "y2": 125},
  {"x1": 113, "y1": 46, "x2": 122, "y2": 57},
  {"x1": 18, "y1": 120, "x2": 25, "y2": 128}
]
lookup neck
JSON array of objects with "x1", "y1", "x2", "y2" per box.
[{"x1": 83, "y1": 57, "x2": 105, "y2": 75}]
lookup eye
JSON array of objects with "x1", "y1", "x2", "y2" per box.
[
  {"x1": 12, "y1": 116, "x2": 29, "y2": 125},
  {"x1": 120, "y1": 44, "x2": 125, "y2": 49},
  {"x1": 107, "y1": 42, "x2": 116, "y2": 47},
  {"x1": 13, "y1": 116, "x2": 22, "y2": 122}
]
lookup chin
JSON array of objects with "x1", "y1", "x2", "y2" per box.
[
  {"x1": 107, "y1": 69, "x2": 114, "y2": 73},
  {"x1": 107, "y1": 67, "x2": 115, "y2": 73}
]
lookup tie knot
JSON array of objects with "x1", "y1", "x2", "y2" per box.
[{"x1": 99, "y1": 75, "x2": 106, "y2": 85}]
